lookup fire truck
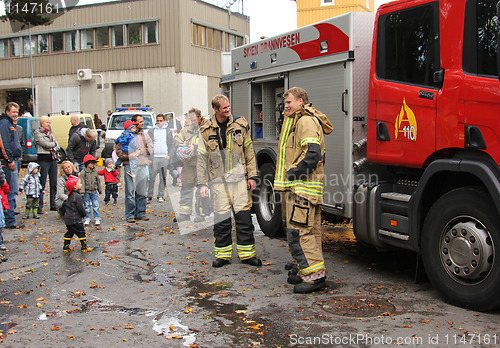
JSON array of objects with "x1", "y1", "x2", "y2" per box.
[{"x1": 220, "y1": 0, "x2": 500, "y2": 311}]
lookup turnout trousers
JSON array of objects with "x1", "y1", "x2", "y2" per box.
[
  {"x1": 284, "y1": 191, "x2": 326, "y2": 281},
  {"x1": 212, "y1": 180, "x2": 256, "y2": 261}
]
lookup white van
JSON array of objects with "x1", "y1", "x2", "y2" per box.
[{"x1": 101, "y1": 107, "x2": 155, "y2": 158}]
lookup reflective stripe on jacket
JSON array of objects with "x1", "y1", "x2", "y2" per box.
[
  {"x1": 197, "y1": 114, "x2": 257, "y2": 186},
  {"x1": 274, "y1": 104, "x2": 333, "y2": 205}
]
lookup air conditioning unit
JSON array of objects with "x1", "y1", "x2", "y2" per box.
[{"x1": 77, "y1": 69, "x2": 93, "y2": 81}]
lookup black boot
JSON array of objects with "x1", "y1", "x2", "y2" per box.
[
  {"x1": 80, "y1": 238, "x2": 92, "y2": 253},
  {"x1": 241, "y1": 257, "x2": 262, "y2": 266},
  {"x1": 293, "y1": 277, "x2": 327, "y2": 293},
  {"x1": 63, "y1": 239, "x2": 73, "y2": 253},
  {"x1": 287, "y1": 266, "x2": 303, "y2": 284},
  {"x1": 212, "y1": 259, "x2": 230, "y2": 268}
]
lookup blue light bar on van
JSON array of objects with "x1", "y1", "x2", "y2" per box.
[{"x1": 116, "y1": 107, "x2": 151, "y2": 111}]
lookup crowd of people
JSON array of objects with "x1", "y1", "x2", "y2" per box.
[{"x1": 0, "y1": 87, "x2": 333, "y2": 294}]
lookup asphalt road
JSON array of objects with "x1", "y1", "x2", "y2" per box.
[{"x1": 0, "y1": 170, "x2": 499, "y2": 347}]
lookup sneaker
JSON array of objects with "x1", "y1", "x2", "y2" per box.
[
  {"x1": 83, "y1": 220, "x2": 90, "y2": 226},
  {"x1": 147, "y1": 197, "x2": 152, "y2": 202},
  {"x1": 81, "y1": 247, "x2": 93, "y2": 253},
  {"x1": 136, "y1": 216, "x2": 150, "y2": 221},
  {"x1": 33, "y1": 215, "x2": 40, "y2": 219},
  {"x1": 0, "y1": 254, "x2": 7, "y2": 263},
  {"x1": 104, "y1": 201, "x2": 110, "y2": 205},
  {"x1": 113, "y1": 199, "x2": 118, "y2": 204},
  {"x1": 126, "y1": 218, "x2": 136, "y2": 223},
  {"x1": 0, "y1": 245, "x2": 6, "y2": 251},
  {"x1": 63, "y1": 246, "x2": 74, "y2": 253},
  {"x1": 23, "y1": 215, "x2": 29, "y2": 220},
  {"x1": 95, "y1": 220, "x2": 101, "y2": 226},
  {"x1": 158, "y1": 197, "x2": 164, "y2": 202}
]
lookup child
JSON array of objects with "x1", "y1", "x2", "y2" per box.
[
  {"x1": 114, "y1": 120, "x2": 139, "y2": 177},
  {"x1": 63, "y1": 175, "x2": 92, "y2": 253},
  {"x1": 98, "y1": 159, "x2": 119, "y2": 205},
  {"x1": 0, "y1": 166, "x2": 9, "y2": 262},
  {"x1": 18, "y1": 162, "x2": 42, "y2": 219},
  {"x1": 80, "y1": 154, "x2": 102, "y2": 228}
]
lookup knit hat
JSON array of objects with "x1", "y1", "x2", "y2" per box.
[
  {"x1": 65, "y1": 175, "x2": 79, "y2": 194},
  {"x1": 124, "y1": 120, "x2": 138, "y2": 131},
  {"x1": 83, "y1": 154, "x2": 97, "y2": 165}
]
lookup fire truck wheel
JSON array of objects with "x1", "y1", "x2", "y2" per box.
[
  {"x1": 421, "y1": 187, "x2": 500, "y2": 311},
  {"x1": 254, "y1": 162, "x2": 285, "y2": 238}
]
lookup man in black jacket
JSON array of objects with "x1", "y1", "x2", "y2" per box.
[
  {"x1": 0, "y1": 102, "x2": 24, "y2": 229},
  {"x1": 67, "y1": 128, "x2": 97, "y2": 172},
  {"x1": 68, "y1": 115, "x2": 85, "y2": 144}
]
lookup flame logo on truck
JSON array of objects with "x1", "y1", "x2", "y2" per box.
[
  {"x1": 395, "y1": 98, "x2": 417, "y2": 141},
  {"x1": 289, "y1": 23, "x2": 349, "y2": 60}
]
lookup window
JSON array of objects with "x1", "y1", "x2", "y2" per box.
[
  {"x1": 214, "y1": 29, "x2": 222, "y2": 50},
  {"x1": 229, "y1": 34, "x2": 236, "y2": 50},
  {"x1": 10, "y1": 37, "x2": 21, "y2": 56},
  {"x1": 112, "y1": 25, "x2": 124, "y2": 47},
  {"x1": 38, "y1": 34, "x2": 48, "y2": 53},
  {"x1": 81, "y1": 29, "x2": 94, "y2": 49},
  {"x1": 23, "y1": 36, "x2": 35, "y2": 55},
  {"x1": 96, "y1": 27, "x2": 109, "y2": 48},
  {"x1": 206, "y1": 27, "x2": 213, "y2": 48},
  {"x1": 128, "y1": 23, "x2": 141, "y2": 45},
  {"x1": 376, "y1": 4, "x2": 440, "y2": 87},
  {"x1": 321, "y1": 0, "x2": 334, "y2": 5},
  {"x1": 463, "y1": 0, "x2": 499, "y2": 76},
  {"x1": 197, "y1": 25, "x2": 205, "y2": 46},
  {"x1": 145, "y1": 21, "x2": 157, "y2": 43},
  {"x1": 52, "y1": 32, "x2": 63, "y2": 52},
  {"x1": 0, "y1": 39, "x2": 8, "y2": 58},
  {"x1": 65, "y1": 30, "x2": 78, "y2": 51},
  {"x1": 192, "y1": 24, "x2": 198, "y2": 45}
]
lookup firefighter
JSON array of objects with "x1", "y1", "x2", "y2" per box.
[
  {"x1": 275, "y1": 87, "x2": 334, "y2": 293},
  {"x1": 197, "y1": 95, "x2": 262, "y2": 268},
  {"x1": 174, "y1": 108, "x2": 210, "y2": 223}
]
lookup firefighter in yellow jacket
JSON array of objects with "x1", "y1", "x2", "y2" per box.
[
  {"x1": 275, "y1": 87, "x2": 334, "y2": 293},
  {"x1": 174, "y1": 108, "x2": 210, "y2": 223},
  {"x1": 197, "y1": 95, "x2": 262, "y2": 268}
]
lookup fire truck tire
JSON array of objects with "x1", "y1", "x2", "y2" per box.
[
  {"x1": 421, "y1": 187, "x2": 500, "y2": 311},
  {"x1": 254, "y1": 163, "x2": 285, "y2": 238}
]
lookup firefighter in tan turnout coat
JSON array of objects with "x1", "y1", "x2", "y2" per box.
[
  {"x1": 174, "y1": 108, "x2": 210, "y2": 223},
  {"x1": 197, "y1": 95, "x2": 262, "y2": 268},
  {"x1": 275, "y1": 87, "x2": 334, "y2": 293}
]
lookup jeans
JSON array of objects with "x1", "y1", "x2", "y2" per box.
[
  {"x1": 2, "y1": 160, "x2": 18, "y2": 226},
  {"x1": 38, "y1": 159, "x2": 58, "y2": 211},
  {"x1": 83, "y1": 192, "x2": 100, "y2": 222},
  {"x1": 147, "y1": 157, "x2": 168, "y2": 199},
  {"x1": 76, "y1": 162, "x2": 85, "y2": 172},
  {"x1": 124, "y1": 164, "x2": 147, "y2": 219}
]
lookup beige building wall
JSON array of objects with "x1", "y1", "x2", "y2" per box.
[
  {"x1": 296, "y1": 0, "x2": 374, "y2": 27},
  {"x1": 0, "y1": 0, "x2": 249, "y2": 118}
]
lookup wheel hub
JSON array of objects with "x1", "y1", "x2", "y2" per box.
[{"x1": 440, "y1": 218, "x2": 494, "y2": 284}]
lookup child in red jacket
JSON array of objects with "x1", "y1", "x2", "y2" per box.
[
  {"x1": 0, "y1": 167, "x2": 10, "y2": 262},
  {"x1": 98, "y1": 159, "x2": 119, "y2": 205}
]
